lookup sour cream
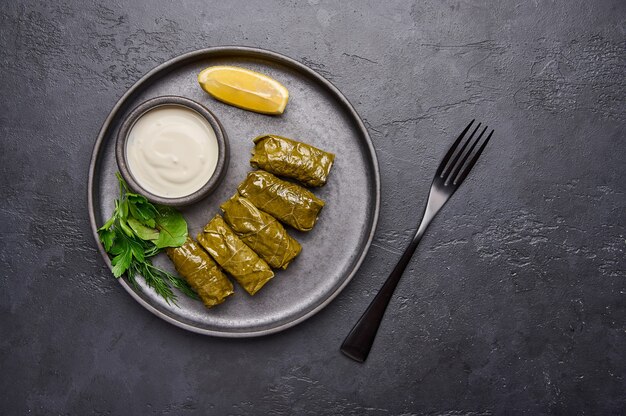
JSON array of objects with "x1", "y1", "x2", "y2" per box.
[{"x1": 125, "y1": 105, "x2": 219, "y2": 198}]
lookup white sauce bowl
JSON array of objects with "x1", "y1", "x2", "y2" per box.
[{"x1": 116, "y1": 96, "x2": 229, "y2": 206}]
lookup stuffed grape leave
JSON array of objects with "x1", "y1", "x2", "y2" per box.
[
  {"x1": 250, "y1": 135, "x2": 335, "y2": 187},
  {"x1": 237, "y1": 171, "x2": 325, "y2": 232},
  {"x1": 197, "y1": 214, "x2": 274, "y2": 296},
  {"x1": 221, "y1": 194, "x2": 301, "y2": 270},
  {"x1": 166, "y1": 237, "x2": 234, "y2": 308}
]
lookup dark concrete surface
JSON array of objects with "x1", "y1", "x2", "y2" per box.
[{"x1": 1, "y1": 0, "x2": 625, "y2": 414}]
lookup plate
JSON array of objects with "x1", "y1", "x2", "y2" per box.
[{"x1": 88, "y1": 46, "x2": 380, "y2": 337}]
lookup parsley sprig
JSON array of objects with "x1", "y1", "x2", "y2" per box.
[{"x1": 98, "y1": 173, "x2": 198, "y2": 305}]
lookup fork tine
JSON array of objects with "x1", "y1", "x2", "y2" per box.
[
  {"x1": 448, "y1": 125, "x2": 487, "y2": 184},
  {"x1": 435, "y1": 119, "x2": 475, "y2": 177},
  {"x1": 453, "y1": 129, "x2": 494, "y2": 186},
  {"x1": 441, "y1": 122, "x2": 481, "y2": 180}
]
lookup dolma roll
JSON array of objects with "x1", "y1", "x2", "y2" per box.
[
  {"x1": 250, "y1": 135, "x2": 335, "y2": 187},
  {"x1": 197, "y1": 215, "x2": 274, "y2": 296},
  {"x1": 221, "y1": 194, "x2": 302, "y2": 270},
  {"x1": 166, "y1": 237, "x2": 234, "y2": 308},
  {"x1": 237, "y1": 171, "x2": 325, "y2": 232}
]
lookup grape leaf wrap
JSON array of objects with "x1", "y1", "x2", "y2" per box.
[
  {"x1": 221, "y1": 194, "x2": 302, "y2": 270},
  {"x1": 166, "y1": 237, "x2": 234, "y2": 308},
  {"x1": 237, "y1": 171, "x2": 325, "y2": 232},
  {"x1": 197, "y1": 215, "x2": 274, "y2": 296},
  {"x1": 250, "y1": 135, "x2": 335, "y2": 187}
]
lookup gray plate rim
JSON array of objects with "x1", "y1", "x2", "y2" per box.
[{"x1": 87, "y1": 46, "x2": 380, "y2": 337}]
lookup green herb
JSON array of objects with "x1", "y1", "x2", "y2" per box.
[
  {"x1": 97, "y1": 173, "x2": 198, "y2": 305},
  {"x1": 153, "y1": 206, "x2": 188, "y2": 248}
]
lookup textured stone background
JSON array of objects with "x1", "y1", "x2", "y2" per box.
[{"x1": 1, "y1": 0, "x2": 625, "y2": 414}]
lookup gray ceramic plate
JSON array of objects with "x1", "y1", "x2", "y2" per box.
[{"x1": 88, "y1": 46, "x2": 380, "y2": 337}]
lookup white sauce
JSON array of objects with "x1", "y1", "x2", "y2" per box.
[{"x1": 125, "y1": 105, "x2": 219, "y2": 198}]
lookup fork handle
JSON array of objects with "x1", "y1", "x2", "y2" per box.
[{"x1": 340, "y1": 229, "x2": 425, "y2": 363}]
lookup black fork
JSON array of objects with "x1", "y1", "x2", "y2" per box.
[{"x1": 341, "y1": 120, "x2": 494, "y2": 362}]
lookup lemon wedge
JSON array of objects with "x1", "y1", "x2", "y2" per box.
[{"x1": 197, "y1": 66, "x2": 289, "y2": 115}]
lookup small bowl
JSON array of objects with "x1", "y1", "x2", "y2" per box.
[{"x1": 116, "y1": 96, "x2": 229, "y2": 206}]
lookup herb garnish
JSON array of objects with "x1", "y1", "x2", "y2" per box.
[{"x1": 97, "y1": 173, "x2": 198, "y2": 304}]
